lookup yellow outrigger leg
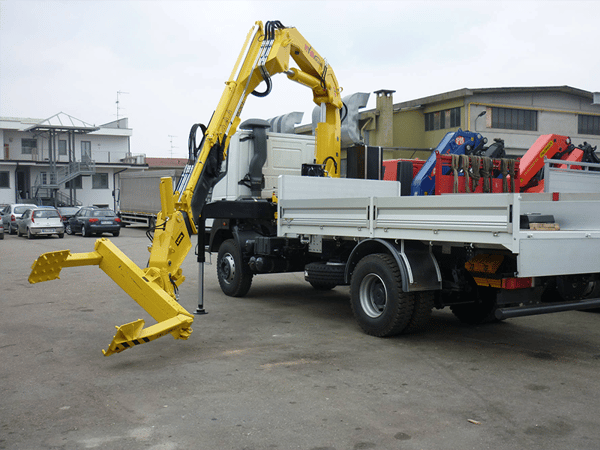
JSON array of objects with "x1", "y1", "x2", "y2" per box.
[{"x1": 28, "y1": 177, "x2": 195, "y2": 356}]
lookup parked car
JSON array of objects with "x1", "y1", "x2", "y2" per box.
[
  {"x1": 17, "y1": 207, "x2": 64, "y2": 239},
  {"x1": 66, "y1": 206, "x2": 121, "y2": 237},
  {"x1": 0, "y1": 203, "x2": 37, "y2": 235},
  {"x1": 57, "y1": 206, "x2": 81, "y2": 227},
  {"x1": 0, "y1": 204, "x2": 6, "y2": 239}
]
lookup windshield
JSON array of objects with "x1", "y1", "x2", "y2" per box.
[
  {"x1": 58, "y1": 207, "x2": 80, "y2": 215},
  {"x1": 92, "y1": 210, "x2": 116, "y2": 218},
  {"x1": 33, "y1": 210, "x2": 60, "y2": 219},
  {"x1": 14, "y1": 206, "x2": 30, "y2": 214}
]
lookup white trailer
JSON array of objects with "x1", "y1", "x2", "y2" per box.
[{"x1": 118, "y1": 170, "x2": 182, "y2": 227}]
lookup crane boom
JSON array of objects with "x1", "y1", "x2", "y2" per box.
[{"x1": 28, "y1": 20, "x2": 343, "y2": 356}]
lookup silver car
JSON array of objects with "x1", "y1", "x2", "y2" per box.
[
  {"x1": 17, "y1": 207, "x2": 65, "y2": 239},
  {"x1": 0, "y1": 203, "x2": 37, "y2": 235}
]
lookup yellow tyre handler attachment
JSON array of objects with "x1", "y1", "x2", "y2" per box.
[
  {"x1": 28, "y1": 177, "x2": 195, "y2": 356},
  {"x1": 29, "y1": 239, "x2": 194, "y2": 356}
]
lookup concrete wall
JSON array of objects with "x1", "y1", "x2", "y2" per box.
[
  {"x1": 62, "y1": 169, "x2": 117, "y2": 208},
  {"x1": 392, "y1": 109, "x2": 427, "y2": 149},
  {"x1": 0, "y1": 165, "x2": 16, "y2": 204}
]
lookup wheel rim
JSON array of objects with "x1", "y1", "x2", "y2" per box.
[
  {"x1": 220, "y1": 253, "x2": 236, "y2": 284},
  {"x1": 359, "y1": 273, "x2": 387, "y2": 318},
  {"x1": 66, "y1": 224, "x2": 72, "y2": 235}
]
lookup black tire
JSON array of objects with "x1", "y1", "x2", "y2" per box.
[
  {"x1": 404, "y1": 291, "x2": 435, "y2": 333},
  {"x1": 9, "y1": 225, "x2": 16, "y2": 235},
  {"x1": 65, "y1": 224, "x2": 73, "y2": 235},
  {"x1": 0, "y1": 232, "x2": 3, "y2": 240},
  {"x1": 305, "y1": 261, "x2": 346, "y2": 290},
  {"x1": 58, "y1": 233, "x2": 64, "y2": 239},
  {"x1": 217, "y1": 239, "x2": 253, "y2": 297},
  {"x1": 450, "y1": 286, "x2": 500, "y2": 325},
  {"x1": 27, "y1": 228, "x2": 33, "y2": 240},
  {"x1": 82, "y1": 225, "x2": 89, "y2": 237},
  {"x1": 309, "y1": 280, "x2": 336, "y2": 290},
  {"x1": 112, "y1": 231, "x2": 120, "y2": 237},
  {"x1": 350, "y1": 253, "x2": 415, "y2": 337}
]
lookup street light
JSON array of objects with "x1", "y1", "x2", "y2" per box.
[{"x1": 474, "y1": 110, "x2": 487, "y2": 132}]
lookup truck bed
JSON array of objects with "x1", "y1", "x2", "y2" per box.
[{"x1": 277, "y1": 176, "x2": 600, "y2": 278}]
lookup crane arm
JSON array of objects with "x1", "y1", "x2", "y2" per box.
[
  {"x1": 28, "y1": 20, "x2": 342, "y2": 356},
  {"x1": 179, "y1": 21, "x2": 342, "y2": 232}
]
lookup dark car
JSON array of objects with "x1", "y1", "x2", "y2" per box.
[
  {"x1": 57, "y1": 206, "x2": 81, "y2": 227},
  {"x1": 66, "y1": 206, "x2": 121, "y2": 237}
]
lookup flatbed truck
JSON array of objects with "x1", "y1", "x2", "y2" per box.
[
  {"x1": 204, "y1": 124, "x2": 600, "y2": 336},
  {"x1": 27, "y1": 20, "x2": 600, "y2": 355}
]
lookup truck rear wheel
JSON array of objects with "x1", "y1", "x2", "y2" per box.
[
  {"x1": 217, "y1": 239, "x2": 253, "y2": 297},
  {"x1": 350, "y1": 253, "x2": 415, "y2": 337},
  {"x1": 404, "y1": 291, "x2": 434, "y2": 333}
]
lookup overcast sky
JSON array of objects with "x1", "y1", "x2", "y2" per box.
[{"x1": 1, "y1": 0, "x2": 599, "y2": 158}]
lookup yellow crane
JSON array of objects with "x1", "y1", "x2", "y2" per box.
[{"x1": 28, "y1": 21, "x2": 343, "y2": 356}]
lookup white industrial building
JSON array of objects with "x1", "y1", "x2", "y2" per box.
[{"x1": 0, "y1": 113, "x2": 147, "y2": 209}]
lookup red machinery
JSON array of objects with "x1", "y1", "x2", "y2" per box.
[
  {"x1": 519, "y1": 134, "x2": 576, "y2": 193},
  {"x1": 383, "y1": 155, "x2": 519, "y2": 195},
  {"x1": 383, "y1": 134, "x2": 597, "y2": 196},
  {"x1": 435, "y1": 153, "x2": 520, "y2": 194},
  {"x1": 382, "y1": 159, "x2": 425, "y2": 181}
]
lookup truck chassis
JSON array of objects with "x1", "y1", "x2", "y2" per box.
[{"x1": 206, "y1": 175, "x2": 600, "y2": 336}]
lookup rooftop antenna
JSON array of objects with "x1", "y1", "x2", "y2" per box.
[
  {"x1": 168, "y1": 135, "x2": 178, "y2": 158},
  {"x1": 116, "y1": 90, "x2": 129, "y2": 120}
]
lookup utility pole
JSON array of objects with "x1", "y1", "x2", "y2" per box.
[
  {"x1": 116, "y1": 91, "x2": 129, "y2": 120},
  {"x1": 168, "y1": 135, "x2": 178, "y2": 158}
]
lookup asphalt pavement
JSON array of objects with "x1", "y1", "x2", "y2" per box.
[{"x1": 1, "y1": 226, "x2": 599, "y2": 450}]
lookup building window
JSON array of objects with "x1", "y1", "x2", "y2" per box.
[
  {"x1": 0, "y1": 171, "x2": 9, "y2": 188},
  {"x1": 65, "y1": 176, "x2": 82, "y2": 189},
  {"x1": 81, "y1": 140, "x2": 92, "y2": 160},
  {"x1": 21, "y1": 138, "x2": 37, "y2": 154},
  {"x1": 491, "y1": 107, "x2": 537, "y2": 131},
  {"x1": 578, "y1": 114, "x2": 600, "y2": 136},
  {"x1": 59, "y1": 140, "x2": 67, "y2": 155},
  {"x1": 425, "y1": 107, "x2": 461, "y2": 131},
  {"x1": 92, "y1": 173, "x2": 109, "y2": 189}
]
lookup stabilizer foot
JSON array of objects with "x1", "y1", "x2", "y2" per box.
[{"x1": 102, "y1": 315, "x2": 193, "y2": 356}]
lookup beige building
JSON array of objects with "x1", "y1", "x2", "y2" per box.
[{"x1": 357, "y1": 86, "x2": 600, "y2": 160}]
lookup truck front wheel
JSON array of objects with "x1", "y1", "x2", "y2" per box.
[
  {"x1": 217, "y1": 239, "x2": 253, "y2": 297},
  {"x1": 350, "y1": 253, "x2": 415, "y2": 337}
]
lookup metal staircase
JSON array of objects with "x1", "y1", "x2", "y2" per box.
[{"x1": 33, "y1": 159, "x2": 95, "y2": 206}]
